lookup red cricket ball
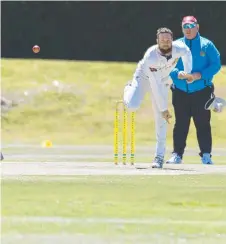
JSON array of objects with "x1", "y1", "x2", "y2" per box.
[{"x1": 32, "y1": 45, "x2": 40, "y2": 53}]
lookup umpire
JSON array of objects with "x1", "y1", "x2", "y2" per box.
[{"x1": 166, "y1": 16, "x2": 221, "y2": 165}]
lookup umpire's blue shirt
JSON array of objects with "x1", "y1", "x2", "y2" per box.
[{"x1": 170, "y1": 33, "x2": 221, "y2": 93}]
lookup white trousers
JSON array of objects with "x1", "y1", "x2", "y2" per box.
[{"x1": 123, "y1": 77, "x2": 168, "y2": 158}]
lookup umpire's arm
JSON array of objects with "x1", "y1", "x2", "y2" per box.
[{"x1": 201, "y1": 42, "x2": 221, "y2": 79}]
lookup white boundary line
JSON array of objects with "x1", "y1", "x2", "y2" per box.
[{"x1": 3, "y1": 216, "x2": 226, "y2": 226}]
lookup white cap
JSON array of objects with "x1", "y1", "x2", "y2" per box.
[{"x1": 205, "y1": 96, "x2": 226, "y2": 113}]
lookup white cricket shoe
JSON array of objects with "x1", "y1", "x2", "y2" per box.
[
  {"x1": 152, "y1": 156, "x2": 164, "y2": 169},
  {"x1": 166, "y1": 153, "x2": 182, "y2": 164}
]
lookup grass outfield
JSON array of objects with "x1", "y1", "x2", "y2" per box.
[
  {"x1": 1, "y1": 59, "x2": 226, "y2": 146},
  {"x1": 2, "y1": 175, "x2": 226, "y2": 243}
]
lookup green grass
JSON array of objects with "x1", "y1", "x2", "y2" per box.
[
  {"x1": 1, "y1": 58, "x2": 226, "y2": 146},
  {"x1": 2, "y1": 175, "x2": 226, "y2": 238}
]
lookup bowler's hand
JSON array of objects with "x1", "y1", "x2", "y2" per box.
[{"x1": 162, "y1": 110, "x2": 172, "y2": 124}]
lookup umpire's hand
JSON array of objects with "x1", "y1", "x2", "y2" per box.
[
  {"x1": 178, "y1": 71, "x2": 193, "y2": 80},
  {"x1": 162, "y1": 110, "x2": 172, "y2": 124},
  {"x1": 186, "y1": 72, "x2": 202, "y2": 83}
]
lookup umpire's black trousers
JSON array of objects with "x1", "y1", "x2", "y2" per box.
[{"x1": 171, "y1": 86, "x2": 214, "y2": 158}]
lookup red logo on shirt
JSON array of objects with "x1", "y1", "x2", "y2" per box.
[{"x1": 149, "y1": 67, "x2": 157, "y2": 72}]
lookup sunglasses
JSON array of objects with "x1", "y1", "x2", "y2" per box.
[{"x1": 183, "y1": 23, "x2": 197, "y2": 29}]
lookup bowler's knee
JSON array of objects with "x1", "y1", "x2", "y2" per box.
[
  {"x1": 123, "y1": 83, "x2": 140, "y2": 112},
  {"x1": 124, "y1": 99, "x2": 140, "y2": 112}
]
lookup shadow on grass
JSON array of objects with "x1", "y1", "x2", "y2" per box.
[{"x1": 135, "y1": 166, "x2": 196, "y2": 172}]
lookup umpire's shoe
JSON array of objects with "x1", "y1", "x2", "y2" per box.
[{"x1": 201, "y1": 153, "x2": 213, "y2": 165}]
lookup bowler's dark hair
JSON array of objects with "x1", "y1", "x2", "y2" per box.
[{"x1": 157, "y1": 27, "x2": 173, "y2": 39}]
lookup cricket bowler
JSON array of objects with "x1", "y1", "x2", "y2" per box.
[{"x1": 123, "y1": 27, "x2": 193, "y2": 168}]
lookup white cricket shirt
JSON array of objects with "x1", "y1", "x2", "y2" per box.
[{"x1": 133, "y1": 40, "x2": 192, "y2": 111}]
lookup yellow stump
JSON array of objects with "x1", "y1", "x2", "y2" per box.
[
  {"x1": 122, "y1": 106, "x2": 127, "y2": 165},
  {"x1": 114, "y1": 100, "x2": 135, "y2": 165},
  {"x1": 114, "y1": 101, "x2": 120, "y2": 165},
  {"x1": 130, "y1": 112, "x2": 135, "y2": 165}
]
